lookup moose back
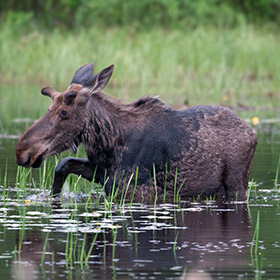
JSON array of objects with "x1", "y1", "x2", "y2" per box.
[{"x1": 16, "y1": 63, "x2": 257, "y2": 201}]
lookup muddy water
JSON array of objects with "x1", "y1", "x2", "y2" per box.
[{"x1": 0, "y1": 121, "x2": 280, "y2": 279}]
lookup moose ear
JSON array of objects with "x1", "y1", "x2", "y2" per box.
[
  {"x1": 41, "y1": 86, "x2": 58, "y2": 99},
  {"x1": 71, "y1": 63, "x2": 95, "y2": 87},
  {"x1": 64, "y1": 91, "x2": 77, "y2": 105},
  {"x1": 89, "y1": 65, "x2": 114, "y2": 95}
]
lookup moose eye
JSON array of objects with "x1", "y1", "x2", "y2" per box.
[{"x1": 61, "y1": 110, "x2": 67, "y2": 116}]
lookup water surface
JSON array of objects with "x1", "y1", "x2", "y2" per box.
[{"x1": 0, "y1": 116, "x2": 280, "y2": 279}]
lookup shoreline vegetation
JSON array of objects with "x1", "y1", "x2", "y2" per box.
[{"x1": 1, "y1": 1, "x2": 280, "y2": 132}]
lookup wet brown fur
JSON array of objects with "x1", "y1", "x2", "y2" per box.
[{"x1": 16, "y1": 63, "x2": 257, "y2": 202}]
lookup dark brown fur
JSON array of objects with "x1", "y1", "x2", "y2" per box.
[{"x1": 16, "y1": 63, "x2": 257, "y2": 202}]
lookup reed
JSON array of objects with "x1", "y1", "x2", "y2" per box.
[
  {"x1": 120, "y1": 173, "x2": 134, "y2": 208},
  {"x1": 250, "y1": 210, "x2": 260, "y2": 259},
  {"x1": 85, "y1": 175, "x2": 97, "y2": 209},
  {"x1": 2, "y1": 161, "x2": 8, "y2": 205},
  {"x1": 173, "y1": 230, "x2": 180, "y2": 262},
  {"x1": 111, "y1": 228, "x2": 118, "y2": 267},
  {"x1": 274, "y1": 153, "x2": 280, "y2": 188},
  {"x1": 130, "y1": 167, "x2": 139, "y2": 205},
  {"x1": 106, "y1": 173, "x2": 117, "y2": 209},
  {"x1": 79, "y1": 233, "x2": 87, "y2": 269},
  {"x1": 64, "y1": 216, "x2": 100, "y2": 268},
  {"x1": 153, "y1": 164, "x2": 158, "y2": 207},
  {"x1": 17, "y1": 208, "x2": 26, "y2": 254},
  {"x1": 41, "y1": 232, "x2": 50, "y2": 266},
  {"x1": 176, "y1": 178, "x2": 186, "y2": 204},
  {"x1": 85, "y1": 232, "x2": 99, "y2": 266},
  {"x1": 247, "y1": 180, "x2": 258, "y2": 202},
  {"x1": 173, "y1": 168, "x2": 178, "y2": 204},
  {"x1": 163, "y1": 163, "x2": 168, "y2": 204}
]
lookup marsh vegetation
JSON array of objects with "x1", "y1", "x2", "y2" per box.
[
  {"x1": 1, "y1": 24, "x2": 280, "y2": 134},
  {"x1": 1, "y1": 1, "x2": 280, "y2": 279}
]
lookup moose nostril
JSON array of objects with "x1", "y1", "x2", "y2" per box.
[
  {"x1": 23, "y1": 154, "x2": 31, "y2": 167},
  {"x1": 17, "y1": 153, "x2": 32, "y2": 168}
]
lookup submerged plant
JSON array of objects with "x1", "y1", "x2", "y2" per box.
[
  {"x1": 173, "y1": 168, "x2": 178, "y2": 205},
  {"x1": 41, "y1": 232, "x2": 50, "y2": 266},
  {"x1": 250, "y1": 210, "x2": 265, "y2": 279},
  {"x1": 247, "y1": 180, "x2": 258, "y2": 202},
  {"x1": 153, "y1": 164, "x2": 158, "y2": 207},
  {"x1": 250, "y1": 210, "x2": 261, "y2": 260},
  {"x1": 85, "y1": 232, "x2": 99, "y2": 267},
  {"x1": 2, "y1": 161, "x2": 8, "y2": 205},
  {"x1": 17, "y1": 208, "x2": 27, "y2": 255},
  {"x1": 111, "y1": 228, "x2": 118, "y2": 268},
  {"x1": 130, "y1": 167, "x2": 139, "y2": 205},
  {"x1": 274, "y1": 153, "x2": 280, "y2": 188},
  {"x1": 163, "y1": 163, "x2": 168, "y2": 203}
]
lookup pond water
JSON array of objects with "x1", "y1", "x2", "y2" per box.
[{"x1": 0, "y1": 117, "x2": 280, "y2": 280}]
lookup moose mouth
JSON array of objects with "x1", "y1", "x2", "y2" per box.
[
  {"x1": 21, "y1": 150, "x2": 48, "y2": 169},
  {"x1": 31, "y1": 153, "x2": 46, "y2": 168}
]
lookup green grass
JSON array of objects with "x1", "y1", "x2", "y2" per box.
[
  {"x1": 1, "y1": 158, "x2": 262, "y2": 207},
  {"x1": 274, "y1": 153, "x2": 280, "y2": 188},
  {"x1": 1, "y1": 24, "x2": 280, "y2": 133},
  {"x1": 17, "y1": 207, "x2": 26, "y2": 255},
  {"x1": 41, "y1": 231, "x2": 49, "y2": 266},
  {"x1": 247, "y1": 180, "x2": 259, "y2": 202},
  {"x1": 250, "y1": 210, "x2": 262, "y2": 276},
  {"x1": 251, "y1": 210, "x2": 260, "y2": 258}
]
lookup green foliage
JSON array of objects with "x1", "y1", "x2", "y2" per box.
[
  {"x1": 0, "y1": 11, "x2": 35, "y2": 34},
  {"x1": 1, "y1": 2, "x2": 280, "y2": 134},
  {"x1": 1, "y1": 0, "x2": 280, "y2": 30},
  {"x1": 228, "y1": 0, "x2": 280, "y2": 23},
  {"x1": 1, "y1": 24, "x2": 280, "y2": 134}
]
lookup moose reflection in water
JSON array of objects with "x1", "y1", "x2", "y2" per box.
[
  {"x1": 16, "y1": 63, "x2": 257, "y2": 201},
  {"x1": 11, "y1": 204, "x2": 251, "y2": 279}
]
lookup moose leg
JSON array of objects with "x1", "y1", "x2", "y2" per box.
[
  {"x1": 52, "y1": 157, "x2": 95, "y2": 195},
  {"x1": 224, "y1": 144, "x2": 257, "y2": 200},
  {"x1": 223, "y1": 160, "x2": 250, "y2": 200}
]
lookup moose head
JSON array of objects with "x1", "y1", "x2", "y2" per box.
[{"x1": 16, "y1": 63, "x2": 114, "y2": 168}]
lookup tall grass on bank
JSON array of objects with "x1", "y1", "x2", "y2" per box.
[
  {"x1": 1, "y1": 25, "x2": 280, "y2": 132},
  {"x1": 3, "y1": 1, "x2": 279, "y2": 30}
]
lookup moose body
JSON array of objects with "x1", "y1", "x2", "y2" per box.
[{"x1": 16, "y1": 63, "x2": 257, "y2": 201}]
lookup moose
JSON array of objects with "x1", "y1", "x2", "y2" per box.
[{"x1": 16, "y1": 63, "x2": 257, "y2": 202}]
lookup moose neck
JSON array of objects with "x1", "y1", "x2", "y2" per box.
[{"x1": 82, "y1": 92, "x2": 127, "y2": 169}]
